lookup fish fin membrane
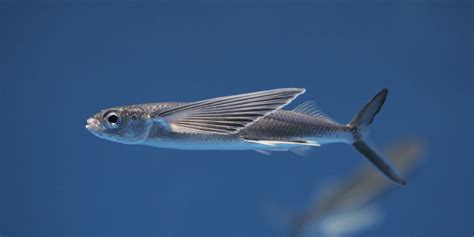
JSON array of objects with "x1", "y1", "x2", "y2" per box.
[
  {"x1": 244, "y1": 138, "x2": 320, "y2": 147},
  {"x1": 151, "y1": 88, "x2": 305, "y2": 135},
  {"x1": 349, "y1": 88, "x2": 406, "y2": 187},
  {"x1": 293, "y1": 101, "x2": 337, "y2": 123},
  {"x1": 289, "y1": 146, "x2": 319, "y2": 157},
  {"x1": 349, "y1": 89, "x2": 388, "y2": 128},
  {"x1": 352, "y1": 141, "x2": 406, "y2": 186},
  {"x1": 255, "y1": 150, "x2": 272, "y2": 156}
]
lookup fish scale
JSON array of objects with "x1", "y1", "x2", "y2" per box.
[
  {"x1": 143, "y1": 105, "x2": 352, "y2": 149},
  {"x1": 238, "y1": 110, "x2": 348, "y2": 142}
]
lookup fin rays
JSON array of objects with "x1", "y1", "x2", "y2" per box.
[
  {"x1": 293, "y1": 101, "x2": 337, "y2": 123},
  {"x1": 152, "y1": 88, "x2": 305, "y2": 135}
]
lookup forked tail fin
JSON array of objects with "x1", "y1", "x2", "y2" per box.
[{"x1": 349, "y1": 89, "x2": 407, "y2": 186}]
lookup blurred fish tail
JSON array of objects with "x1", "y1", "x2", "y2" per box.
[{"x1": 349, "y1": 89, "x2": 407, "y2": 186}]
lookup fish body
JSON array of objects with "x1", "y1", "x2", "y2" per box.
[
  {"x1": 86, "y1": 88, "x2": 406, "y2": 186},
  {"x1": 143, "y1": 108, "x2": 352, "y2": 151}
]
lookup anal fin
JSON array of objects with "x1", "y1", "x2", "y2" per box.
[
  {"x1": 255, "y1": 150, "x2": 272, "y2": 156},
  {"x1": 290, "y1": 146, "x2": 318, "y2": 158}
]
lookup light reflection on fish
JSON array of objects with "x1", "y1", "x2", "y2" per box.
[
  {"x1": 86, "y1": 88, "x2": 405, "y2": 185},
  {"x1": 290, "y1": 137, "x2": 426, "y2": 237}
]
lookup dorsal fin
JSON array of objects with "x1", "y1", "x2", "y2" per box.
[{"x1": 292, "y1": 101, "x2": 337, "y2": 123}]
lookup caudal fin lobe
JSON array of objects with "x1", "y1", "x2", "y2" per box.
[{"x1": 350, "y1": 89, "x2": 407, "y2": 186}]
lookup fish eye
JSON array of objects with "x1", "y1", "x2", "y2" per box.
[{"x1": 103, "y1": 111, "x2": 122, "y2": 129}]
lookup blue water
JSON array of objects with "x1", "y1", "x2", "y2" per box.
[{"x1": 1, "y1": 1, "x2": 472, "y2": 236}]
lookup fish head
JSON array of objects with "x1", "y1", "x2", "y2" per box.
[{"x1": 86, "y1": 106, "x2": 152, "y2": 144}]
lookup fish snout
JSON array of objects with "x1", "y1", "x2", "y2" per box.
[{"x1": 86, "y1": 118, "x2": 101, "y2": 131}]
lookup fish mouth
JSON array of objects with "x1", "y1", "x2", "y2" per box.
[{"x1": 85, "y1": 118, "x2": 101, "y2": 131}]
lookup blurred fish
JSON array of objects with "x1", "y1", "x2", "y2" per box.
[
  {"x1": 290, "y1": 137, "x2": 426, "y2": 237},
  {"x1": 86, "y1": 88, "x2": 405, "y2": 185}
]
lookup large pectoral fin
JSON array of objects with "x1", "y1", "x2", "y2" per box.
[{"x1": 151, "y1": 88, "x2": 305, "y2": 135}]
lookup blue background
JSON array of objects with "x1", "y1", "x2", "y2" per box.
[{"x1": 1, "y1": 1, "x2": 472, "y2": 236}]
